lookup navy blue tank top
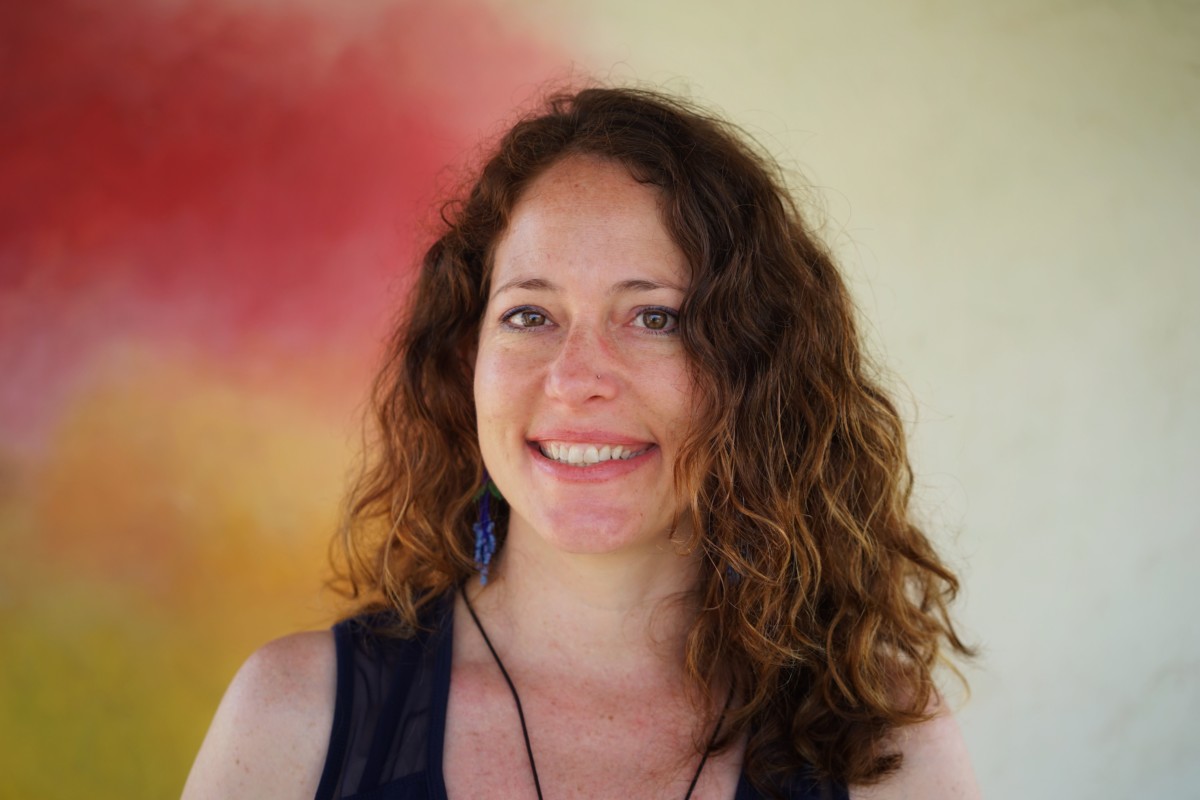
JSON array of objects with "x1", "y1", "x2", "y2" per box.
[{"x1": 315, "y1": 594, "x2": 847, "y2": 800}]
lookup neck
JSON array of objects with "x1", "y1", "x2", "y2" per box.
[{"x1": 469, "y1": 522, "x2": 702, "y2": 680}]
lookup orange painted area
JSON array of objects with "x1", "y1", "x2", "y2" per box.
[{"x1": 0, "y1": 0, "x2": 564, "y2": 794}]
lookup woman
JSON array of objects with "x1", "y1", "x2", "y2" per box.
[{"x1": 184, "y1": 87, "x2": 979, "y2": 799}]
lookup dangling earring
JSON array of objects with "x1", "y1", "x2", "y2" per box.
[{"x1": 473, "y1": 471, "x2": 501, "y2": 584}]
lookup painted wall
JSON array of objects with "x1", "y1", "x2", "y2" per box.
[{"x1": 2, "y1": 1, "x2": 1196, "y2": 797}]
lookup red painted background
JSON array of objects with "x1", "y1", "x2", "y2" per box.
[{"x1": 0, "y1": 1, "x2": 564, "y2": 794}]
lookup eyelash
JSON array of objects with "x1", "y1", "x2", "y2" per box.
[
  {"x1": 631, "y1": 306, "x2": 680, "y2": 335},
  {"x1": 498, "y1": 305, "x2": 680, "y2": 335},
  {"x1": 500, "y1": 306, "x2": 550, "y2": 331}
]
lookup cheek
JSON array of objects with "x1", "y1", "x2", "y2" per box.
[
  {"x1": 475, "y1": 334, "x2": 551, "y2": 389},
  {"x1": 473, "y1": 342, "x2": 534, "y2": 433},
  {"x1": 644, "y1": 357, "x2": 696, "y2": 439},
  {"x1": 472, "y1": 353, "x2": 503, "y2": 434}
]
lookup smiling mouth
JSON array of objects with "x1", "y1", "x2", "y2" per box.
[{"x1": 535, "y1": 442, "x2": 652, "y2": 466}]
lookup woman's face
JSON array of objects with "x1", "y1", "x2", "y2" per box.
[{"x1": 474, "y1": 156, "x2": 696, "y2": 560}]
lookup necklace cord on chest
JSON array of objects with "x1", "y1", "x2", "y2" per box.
[
  {"x1": 460, "y1": 586, "x2": 732, "y2": 800},
  {"x1": 462, "y1": 587, "x2": 545, "y2": 800}
]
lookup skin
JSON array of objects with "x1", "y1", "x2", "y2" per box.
[
  {"x1": 182, "y1": 631, "x2": 333, "y2": 799},
  {"x1": 182, "y1": 157, "x2": 981, "y2": 799},
  {"x1": 473, "y1": 154, "x2": 699, "y2": 589},
  {"x1": 445, "y1": 156, "x2": 741, "y2": 799}
]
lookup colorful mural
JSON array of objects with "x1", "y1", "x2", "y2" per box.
[{"x1": 0, "y1": 1, "x2": 561, "y2": 795}]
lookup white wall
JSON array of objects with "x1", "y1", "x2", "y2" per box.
[{"x1": 502, "y1": 1, "x2": 1200, "y2": 796}]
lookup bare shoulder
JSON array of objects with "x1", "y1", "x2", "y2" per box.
[
  {"x1": 850, "y1": 703, "x2": 981, "y2": 800},
  {"x1": 182, "y1": 630, "x2": 337, "y2": 800}
]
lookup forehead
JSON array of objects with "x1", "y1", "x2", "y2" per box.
[{"x1": 490, "y1": 156, "x2": 689, "y2": 290}]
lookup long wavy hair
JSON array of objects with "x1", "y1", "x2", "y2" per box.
[{"x1": 334, "y1": 86, "x2": 972, "y2": 792}]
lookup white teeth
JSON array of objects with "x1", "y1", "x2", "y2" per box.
[{"x1": 538, "y1": 442, "x2": 645, "y2": 466}]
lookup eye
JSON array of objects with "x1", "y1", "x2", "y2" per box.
[
  {"x1": 502, "y1": 306, "x2": 549, "y2": 329},
  {"x1": 633, "y1": 307, "x2": 679, "y2": 333}
]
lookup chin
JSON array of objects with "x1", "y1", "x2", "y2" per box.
[{"x1": 519, "y1": 506, "x2": 678, "y2": 558}]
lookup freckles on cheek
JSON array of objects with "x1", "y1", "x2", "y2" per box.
[
  {"x1": 473, "y1": 350, "x2": 521, "y2": 438},
  {"x1": 472, "y1": 336, "x2": 502, "y2": 388},
  {"x1": 654, "y1": 355, "x2": 694, "y2": 394}
]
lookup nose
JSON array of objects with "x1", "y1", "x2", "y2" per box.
[{"x1": 544, "y1": 325, "x2": 619, "y2": 406}]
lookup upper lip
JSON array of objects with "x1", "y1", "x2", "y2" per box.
[{"x1": 528, "y1": 430, "x2": 654, "y2": 447}]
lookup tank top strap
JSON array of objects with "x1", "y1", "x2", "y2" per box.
[
  {"x1": 315, "y1": 591, "x2": 845, "y2": 800},
  {"x1": 315, "y1": 595, "x2": 455, "y2": 800}
]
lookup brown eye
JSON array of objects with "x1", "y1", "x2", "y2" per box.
[
  {"x1": 635, "y1": 308, "x2": 678, "y2": 332},
  {"x1": 504, "y1": 307, "x2": 548, "y2": 328}
]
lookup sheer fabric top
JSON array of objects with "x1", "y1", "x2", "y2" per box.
[
  {"x1": 315, "y1": 592, "x2": 847, "y2": 800},
  {"x1": 315, "y1": 594, "x2": 452, "y2": 799}
]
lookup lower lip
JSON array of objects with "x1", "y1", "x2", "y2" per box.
[{"x1": 528, "y1": 442, "x2": 657, "y2": 482}]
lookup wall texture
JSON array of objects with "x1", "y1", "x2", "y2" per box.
[{"x1": 2, "y1": 1, "x2": 1196, "y2": 797}]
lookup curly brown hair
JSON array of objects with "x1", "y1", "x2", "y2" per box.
[{"x1": 334, "y1": 85, "x2": 972, "y2": 793}]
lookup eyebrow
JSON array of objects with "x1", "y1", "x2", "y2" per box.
[{"x1": 489, "y1": 276, "x2": 684, "y2": 300}]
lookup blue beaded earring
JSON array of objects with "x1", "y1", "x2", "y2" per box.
[{"x1": 472, "y1": 472, "x2": 502, "y2": 584}]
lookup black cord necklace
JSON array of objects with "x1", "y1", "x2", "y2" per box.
[{"x1": 461, "y1": 586, "x2": 729, "y2": 800}]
